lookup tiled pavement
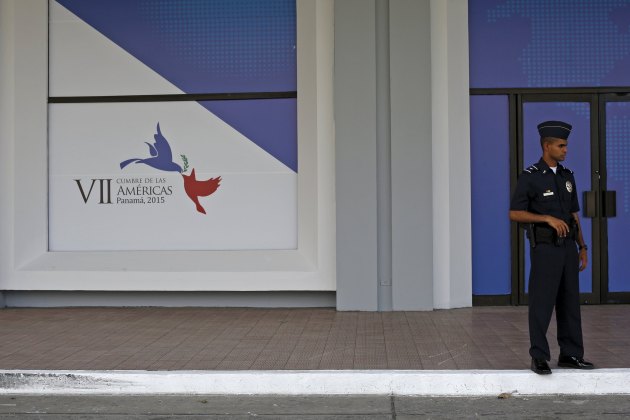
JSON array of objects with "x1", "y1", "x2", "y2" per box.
[{"x1": 0, "y1": 305, "x2": 628, "y2": 371}]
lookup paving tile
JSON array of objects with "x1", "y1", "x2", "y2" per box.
[{"x1": 0, "y1": 306, "x2": 629, "y2": 370}]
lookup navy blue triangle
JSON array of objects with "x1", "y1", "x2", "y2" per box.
[{"x1": 201, "y1": 99, "x2": 297, "y2": 172}]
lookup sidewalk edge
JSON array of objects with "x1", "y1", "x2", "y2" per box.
[{"x1": 2, "y1": 369, "x2": 630, "y2": 396}]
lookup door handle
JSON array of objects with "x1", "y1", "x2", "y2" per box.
[
  {"x1": 583, "y1": 191, "x2": 598, "y2": 218},
  {"x1": 582, "y1": 190, "x2": 617, "y2": 218},
  {"x1": 602, "y1": 190, "x2": 617, "y2": 218}
]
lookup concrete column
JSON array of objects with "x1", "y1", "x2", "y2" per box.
[
  {"x1": 375, "y1": 0, "x2": 393, "y2": 311},
  {"x1": 430, "y1": 0, "x2": 472, "y2": 308},
  {"x1": 0, "y1": 0, "x2": 16, "y2": 295},
  {"x1": 335, "y1": 0, "x2": 379, "y2": 310},
  {"x1": 390, "y1": 0, "x2": 434, "y2": 310},
  {"x1": 336, "y1": 0, "x2": 449, "y2": 310}
]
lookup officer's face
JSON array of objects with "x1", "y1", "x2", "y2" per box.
[{"x1": 545, "y1": 138, "x2": 568, "y2": 162}]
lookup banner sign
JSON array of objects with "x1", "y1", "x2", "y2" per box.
[
  {"x1": 49, "y1": 102, "x2": 297, "y2": 251},
  {"x1": 48, "y1": 0, "x2": 298, "y2": 252}
]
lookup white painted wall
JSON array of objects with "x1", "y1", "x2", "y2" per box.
[{"x1": 0, "y1": 0, "x2": 474, "y2": 309}]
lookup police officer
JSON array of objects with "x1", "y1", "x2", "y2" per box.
[{"x1": 510, "y1": 120, "x2": 594, "y2": 375}]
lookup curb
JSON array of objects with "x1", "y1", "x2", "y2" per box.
[{"x1": 2, "y1": 369, "x2": 630, "y2": 396}]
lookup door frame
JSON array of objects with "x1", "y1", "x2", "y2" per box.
[
  {"x1": 516, "y1": 93, "x2": 600, "y2": 305},
  {"x1": 471, "y1": 87, "x2": 630, "y2": 305},
  {"x1": 598, "y1": 94, "x2": 630, "y2": 304}
]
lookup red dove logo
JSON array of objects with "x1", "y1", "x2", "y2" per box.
[{"x1": 182, "y1": 169, "x2": 221, "y2": 214}]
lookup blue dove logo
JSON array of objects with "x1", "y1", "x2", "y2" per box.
[
  {"x1": 118, "y1": 123, "x2": 222, "y2": 214},
  {"x1": 120, "y1": 123, "x2": 183, "y2": 173}
]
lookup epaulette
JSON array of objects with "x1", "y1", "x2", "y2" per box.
[
  {"x1": 561, "y1": 166, "x2": 574, "y2": 174},
  {"x1": 522, "y1": 164, "x2": 540, "y2": 174}
]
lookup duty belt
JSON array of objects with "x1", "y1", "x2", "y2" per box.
[{"x1": 525, "y1": 221, "x2": 578, "y2": 248}]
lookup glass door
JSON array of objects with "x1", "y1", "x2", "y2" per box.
[
  {"x1": 518, "y1": 94, "x2": 599, "y2": 304},
  {"x1": 600, "y1": 95, "x2": 630, "y2": 302}
]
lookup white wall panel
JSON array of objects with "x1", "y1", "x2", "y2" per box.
[{"x1": 0, "y1": 0, "x2": 335, "y2": 292}]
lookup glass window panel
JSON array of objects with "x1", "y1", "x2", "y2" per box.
[{"x1": 471, "y1": 95, "x2": 511, "y2": 295}]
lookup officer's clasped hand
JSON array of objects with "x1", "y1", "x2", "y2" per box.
[{"x1": 545, "y1": 216, "x2": 570, "y2": 237}]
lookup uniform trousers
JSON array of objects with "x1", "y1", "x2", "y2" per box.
[{"x1": 528, "y1": 240, "x2": 584, "y2": 361}]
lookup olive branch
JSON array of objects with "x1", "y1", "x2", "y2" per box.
[{"x1": 180, "y1": 154, "x2": 189, "y2": 173}]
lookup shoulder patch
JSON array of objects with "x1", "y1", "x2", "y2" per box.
[{"x1": 522, "y1": 165, "x2": 540, "y2": 175}]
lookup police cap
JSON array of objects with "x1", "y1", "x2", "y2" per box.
[{"x1": 537, "y1": 120, "x2": 572, "y2": 140}]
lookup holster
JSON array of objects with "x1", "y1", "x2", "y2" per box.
[
  {"x1": 525, "y1": 224, "x2": 536, "y2": 248},
  {"x1": 530, "y1": 219, "x2": 578, "y2": 247}
]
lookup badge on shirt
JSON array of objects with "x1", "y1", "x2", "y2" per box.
[
  {"x1": 543, "y1": 190, "x2": 554, "y2": 196},
  {"x1": 566, "y1": 181, "x2": 573, "y2": 193}
]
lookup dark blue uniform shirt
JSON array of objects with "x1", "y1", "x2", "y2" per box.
[{"x1": 510, "y1": 158, "x2": 580, "y2": 223}]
